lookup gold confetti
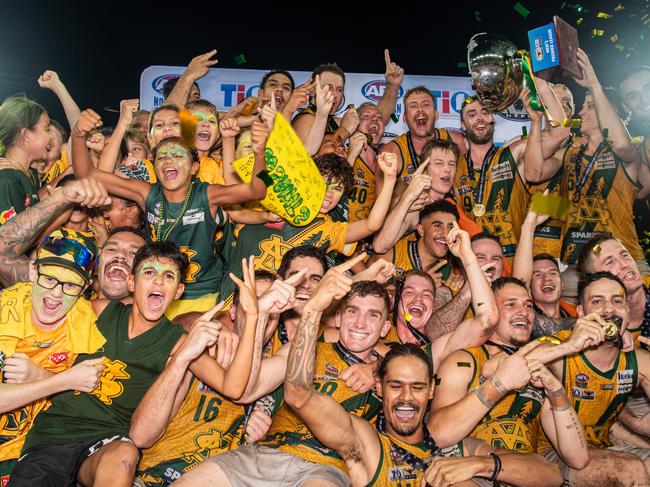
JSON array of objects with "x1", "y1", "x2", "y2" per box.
[
  {"x1": 592, "y1": 29, "x2": 605, "y2": 36},
  {"x1": 577, "y1": 17, "x2": 584, "y2": 25},
  {"x1": 531, "y1": 192, "x2": 571, "y2": 219},
  {"x1": 593, "y1": 243, "x2": 602, "y2": 255},
  {"x1": 615, "y1": 3, "x2": 623, "y2": 12},
  {"x1": 404, "y1": 312, "x2": 412, "y2": 322},
  {"x1": 597, "y1": 11, "x2": 612, "y2": 18},
  {"x1": 610, "y1": 34, "x2": 619, "y2": 42},
  {"x1": 538, "y1": 336, "x2": 562, "y2": 345},
  {"x1": 178, "y1": 108, "x2": 199, "y2": 148}
]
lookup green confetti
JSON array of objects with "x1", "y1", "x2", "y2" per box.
[
  {"x1": 474, "y1": 10, "x2": 482, "y2": 22},
  {"x1": 234, "y1": 54, "x2": 246, "y2": 65},
  {"x1": 603, "y1": 128, "x2": 609, "y2": 139},
  {"x1": 457, "y1": 61, "x2": 468, "y2": 68},
  {"x1": 390, "y1": 113, "x2": 399, "y2": 123},
  {"x1": 522, "y1": 126, "x2": 528, "y2": 138},
  {"x1": 514, "y1": 2, "x2": 530, "y2": 17}
]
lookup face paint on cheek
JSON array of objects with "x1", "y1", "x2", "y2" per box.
[
  {"x1": 193, "y1": 111, "x2": 218, "y2": 128},
  {"x1": 139, "y1": 262, "x2": 179, "y2": 282}
]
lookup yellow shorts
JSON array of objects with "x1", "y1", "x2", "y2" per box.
[{"x1": 165, "y1": 293, "x2": 218, "y2": 320}]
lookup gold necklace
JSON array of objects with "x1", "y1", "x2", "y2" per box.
[
  {"x1": 2, "y1": 154, "x2": 38, "y2": 189},
  {"x1": 155, "y1": 182, "x2": 194, "y2": 241}
]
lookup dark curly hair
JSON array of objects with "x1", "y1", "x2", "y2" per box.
[{"x1": 314, "y1": 153, "x2": 354, "y2": 193}]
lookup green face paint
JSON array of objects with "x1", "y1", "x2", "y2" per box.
[
  {"x1": 193, "y1": 111, "x2": 218, "y2": 128},
  {"x1": 138, "y1": 260, "x2": 180, "y2": 282}
]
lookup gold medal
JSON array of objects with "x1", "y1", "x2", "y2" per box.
[
  {"x1": 473, "y1": 204, "x2": 485, "y2": 217},
  {"x1": 603, "y1": 321, "x2": 620, "y2": 341}
]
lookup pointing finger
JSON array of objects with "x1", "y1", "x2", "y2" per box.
[
  {"x1": 335, "y1": 252, "x2": 367, "y2": 273},
  {"x1": 198, "y1": 301, "x2": 225, "y2": 322}
]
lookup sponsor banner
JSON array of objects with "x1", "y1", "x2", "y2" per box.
[{"x1": 141, "y1": 66, "x2": 531, "y2": 146}]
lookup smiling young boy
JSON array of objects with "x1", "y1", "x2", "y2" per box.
[
  {"x1": 8, "y1": 241, "x2": 260, "y2": 487},
  {"x1": 69, "y1": 109, "x2": 269, "y2": 318}
]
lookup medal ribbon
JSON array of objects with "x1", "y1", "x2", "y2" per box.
[
  {"x1": 467, "y1": 145, "x2": 498, "y2": 206},
  {"x1": 334, "y1": 341, "x2": 365, "y2": 365},
  {"x1": 485, "y1": 340, "x2": 519, "y2": 355},
  {"x1": 376, "y1": 412, "x2": 442, "y2": 471},
  {"x1": 573, "y1": 141, "x2": 607, "y2": 201}
]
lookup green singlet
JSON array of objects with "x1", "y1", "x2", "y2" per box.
[
  {"x1": 145, "y1": 181, "x2": 226, "y2": 300},
  {"x1": 22, "y1": 302, "x2": 185, "y2": 450}
]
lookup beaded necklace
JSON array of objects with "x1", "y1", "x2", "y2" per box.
[{"x1": 155, "y1": 181, "x2": 194, "y2": 241}]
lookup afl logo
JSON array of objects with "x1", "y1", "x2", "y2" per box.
[
  {"x1": 361, "y1": 80, "x2": 404, "y2": 102},
  {"x1": 497, "y1": 98, "x2": 530, "y2": 122},
  {"x1": 152, "y1": 74, "x2": 180, "y2": 95}
]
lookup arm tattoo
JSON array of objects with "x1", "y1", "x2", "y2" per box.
[
  {"x1": 0, "y1": 193, "x2": 68, "y2": 287},
  {"x1": 532, "y1": 313, "x2": 575, "y2": 339},
  {"x1": 425, "y1": 286, "x2": 472, "y2": 340},
  {"x1": 473, "y1": 384, "x2": 497, "y2": 409},
  {"x1": 285, "y1": 311, "x2": 319, "y2": 391}
]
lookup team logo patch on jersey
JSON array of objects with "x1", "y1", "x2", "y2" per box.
[
  {"x1": 1, "y1": 474, "x2": 9, "y2": 487},
  {"x1": 617, "y1": 369, "x2": 634, "y2": 394},
  {"x1": 490, "y1": 162, "x2": 513, "y2": 183},
  {"x1": 324, "y1": 363, "x2": 339, "y2": 379},
  {"x1": 572, "y1": 387, "x2": 595, "y2": 400},
  {"x1": 575, "y1": 373, "x2": 589, "y2": 388},
  {"x1": 33, "y1": 340, "x2": 54, "y2": 348},
  {"x1": 90, "y1": 359, "x2": 131, "y2": 405},
  {"x1": 389, "y1": 467, "x2": 417, "y2": 482},
  {"x1": 601, "y1": 384, "x2": 614, "y2": 390},
  {"x1": 182, "y1": 212, "x2": 205, "y2": 225},
  {"x1": 49, "y1": 351, "x2": 69, "y2": 365}
]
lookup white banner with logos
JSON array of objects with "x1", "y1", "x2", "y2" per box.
[{"x1": 140, "y1": 66, "x2": 530, "y2": 145}]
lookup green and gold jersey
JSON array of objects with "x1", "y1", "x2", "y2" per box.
[
  {"x1": 136, "y1": 376, "x2": 245, "y2": 485},
  {"x1": 393, "y1": 130, "x2": 451, "y2": 184},
  {"x1": 454, "y1": 146, "x2": 530, "y2": 259},
  {"x1": 348, "y1": 155, "x2": 376, "y2": 223},
  {"x1": 556, "y1": 330, "x2": 638, "y2": 448},
  {"x1": 146, "y1": 180, "x2": 226, "y2": 300},
  {"x1": 465, "y1": 346, "x2": 544, "y2": 452},
  {"x1": 366, "y1": 426, "x2": 441, "y2": 487},
  {"x1": 0, "y1": 169, "x2": 39, "y2": 225},
  {"x1": 560, "y1": 141, "x2": 644, "y2": 264},
  {"x1": 259, "y1": 342, "x2": 383, "y2": 470},
  {"x1": 22, "y1": 302, "x2": 185, "y2": 450},
  {"x1": 218, "y1": 215, "x2": 354, "y2": 307}
]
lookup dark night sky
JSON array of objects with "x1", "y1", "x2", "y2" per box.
[{"x1": 2, "y1": 1, "x2": 648, "y2": 126}]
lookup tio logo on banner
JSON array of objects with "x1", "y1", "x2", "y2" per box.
[{"x1": 221, "y1": 84, "x2": 260, "y2": 107}]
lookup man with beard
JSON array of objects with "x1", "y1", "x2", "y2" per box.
[
  {"x1": 513, "y1": 208, "x2": 577, "y2": 338},
  {"x1": 430, "y1": 277, "x2": 592, "y2": 479},
  {"x1": 95, "y1": 227, "x2": 147, "y2": 302},
  {"x1": 280, "y1": 340, "x2": 563, "y2": 487},
  {"x1": 346, "y1": 103, "x2": 385, "y2": 223},
  {"x1": 541, "y1": 272, "x2": 650, "y2": 485},
  {"x1": 373, "y1": 138, "x2": 480, "y2": 256}
]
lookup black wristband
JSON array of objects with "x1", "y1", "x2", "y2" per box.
[{"x1": 489, "y1": 452, "x2": 502, "y2": 482}]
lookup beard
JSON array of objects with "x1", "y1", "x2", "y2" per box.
[{"x1": 466, "y1": 124, "x2": 494, "y2": 144}]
